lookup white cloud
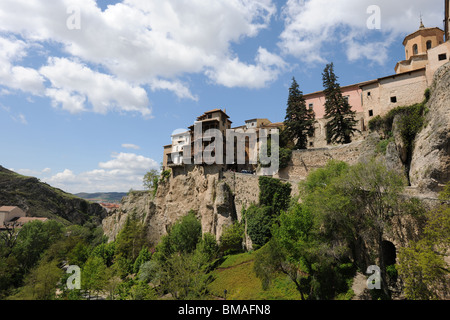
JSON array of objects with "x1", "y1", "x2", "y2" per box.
[
  {"x1": 17, "y1": 167, "x2": 52, "y2": 176},
  {"x1": 44, "y1": 152, "x2": 159, "y2": 193},
  {"x1": 207, "y1": 47, "x2": 287, "y2": 88},
  {"x1": 0, "y1": 36, "x2": 45, "y2": 95},
  {"x1": 0, "y1": 0, "x2": 284, "y2": 112},
  {"x1": 279, "y1": 0, "x2": 444, "y2": 64},
  {"x1": 122, "y1": 144, "x2": 140, "y2": 150},
  {"x1": 40, "y1": 57, "x2": 152, "y2": 116}
]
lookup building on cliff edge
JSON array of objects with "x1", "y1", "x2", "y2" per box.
[{"x1": 163, "y1": 4, "x2": 450, "y2": 172}]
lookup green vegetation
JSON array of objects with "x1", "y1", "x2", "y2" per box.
[
  {"x1": 397, "y1": 182, "x2": 450, "y2": 300},
  {"x1": 243, "y1": 177, "x2": 292, "y2": 249},
  {"x1": 322, "y1": 63, "x2": 358, "y2": 144},
  {"x1": 1, "y1": 157, "x2": 447, "y2": 300},
  {"x1": 283, "y1": 77, "x2": 316, "y2": 150}
]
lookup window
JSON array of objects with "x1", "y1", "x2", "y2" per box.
[
  {"x1": 391, "y1": 96, "x2": 397, "y2": 103},
  {"x1": 344, "y1": 96, "x2": 349, "y2": 102},
  {"x1": 438, "y1": 53, "x2": 447, "y2": 61},
  {"x1": 308, "y1": 103, "x2": 314, "y2": 110},
  {"x1": 309, "y1": 142, "x2": 314, "y2": 147},
  {"x1": 413, "y1": 44, "x2": 418, "y2": 55},
  {"x1": 367, "y1": 91, "x2": 371, "y2": 97},
  {"x1": 426, "y1": 40, "x2": 432, "y2": 50},
  {"x1": 369, "y1": 110, "x2": 374, "y2": 117}
]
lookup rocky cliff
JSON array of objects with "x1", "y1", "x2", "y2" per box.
[
  {"x1": 103, "y1": 62, "x2": 450, "y2": 246},
  {"x1": 410, "y1": 62, "x2": 450, "y2": 192},
  {"x1": 103, "y1": 166, "x2": 238, "y2": 245}
]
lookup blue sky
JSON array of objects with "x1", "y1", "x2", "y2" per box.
[{"x1": 0, "y1": 0, "x2": 446, "y2": 193}]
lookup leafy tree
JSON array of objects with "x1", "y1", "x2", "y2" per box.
[
  {"x1": 9, "y1": 259, "x2": 63, "y2": 300},
  {"x1": 196, "y1": 233, "x2": 220, "y2": 263},
  {"x1": 157, "y1": 251, "x2": 212, "y2": 300},
  {"x1": 115, "y1": 217, "x2": 147, "y2": 262},
  {"x1": 133, "y1": 247, "x2": 152, "y2": 274},
  {"x1": 143, "y1": 169, "x2": 160, "y2": 191},
  {"x1": 283, "y1": 77, "x2": 316, "y2": 149},
  {"x1": 245, "y1": 205, "x2": 274, "y2": 249},
  {"x1": 82, "y1": 256, "x2": 109, "y2": 299},
  {"x1": 397, "y1": 183, "x2": 450, "y2": 299},
  {"x1": 322, "y1": 63, "x2": 358, "y2": 144},
  {"x1": 219, "y1": 222, "x2": 244, "y2": 255},
  {"x1": 12, "y1": 220, "x2": 64, "y2": 272},
  {"x1": 169, "y1": 210, "x2": 202, "y2": 254},
  {"x1": 90, "y1": 242, "x2": 116, "y2": 267},
  {"x1": 258, "y1": 176, "x2": 291, "y2": 215},
  {"x1": 129, "y1": 280, "x2": 157, "y2": 300}
]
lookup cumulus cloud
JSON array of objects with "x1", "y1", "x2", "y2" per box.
[
  {"x1": 279, "y1": 0, "x2": 444, "y2": 64},
  {"x1": 0, "y1": 0, "x2": 284, "y2": 115},
  {"x1": 40, "y1": 57, "x2": 151, "y2": 116},
  {"x1": 0, "y1": 36, "x2": 45, "y2": 95},
  {"x1": 44, "y1": 152, "x2": 159, "y2": 193}
]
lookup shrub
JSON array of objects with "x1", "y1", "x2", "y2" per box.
[
  {"x1": 219, "y1": 222, "x2": 244, "y2": 255},
  {"x1": 258, "y1": 176, "x2": 291, "y2": 214},
  {"x1": 245, "y1": 205, "x2": 274, "y2": 249}
]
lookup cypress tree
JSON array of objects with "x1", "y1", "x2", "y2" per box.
[
  {"x1": 322, "y1": 63, "x2": 357, "y2": 144},
  {"x1": 283, "y1": 77, "x2": 316, "y2": 149}
]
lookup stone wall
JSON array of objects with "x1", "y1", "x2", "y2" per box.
[{"x1": 274, "y1": 139, "x2": 366, "y2": 181}]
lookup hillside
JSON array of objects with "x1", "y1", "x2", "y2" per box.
[
  {"x1": 75, "y1": 192, "x2": 127, "y2": 203},
  {"x1": 207, "y1": 252, "x2": 307, "y2": 300},
  {"x1": 0, "y1": 166, "x2": 106, "y2": 225}
]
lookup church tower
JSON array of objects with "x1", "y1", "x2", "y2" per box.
[{"x1": 395, "y1": 20, "x2": 445, "y2": 74}]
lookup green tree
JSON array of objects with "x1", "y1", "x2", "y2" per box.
[
  {"x1": 115, "y1": 217, "x2": 147, "y2": 263},
  {"x1": 322, "y1": 63, "x2": 358, "y2": 144},
  {"x1": 12, "y1": 220, "x2": 64, "y2": 272},
  {"x1": 245, "y1": 205, "x2": 274, "y2": 249},
  {"x1": 258, "y1": 176, "x2": 291, "y2": 215},
  {"x1": 219, "y1": 222, "x2": 244, "y2": 255},
  {"x1": 397, "y1": 183, "x2": 450, "y2": 299},
  {"x1": 133, "y1": 247, "x2": 152, "y2": 274},
  {"x1": 169, "y1": 210, "x2": 202, "y2": 254},
  {"x1": 283, "y1": 77, "x2": 316, "y2": 149},
  {"x1": 9, "y1": 259, "x2": 63, "y2": 300},
  {"x1": 196, "y1": 233, "x2": 219, "y2": 263},
  {"x1": 82, "y1": 256, "x2": 109, "y2": 299},
  {"x1": 143, "y1": 169, "x2": 160, "y2": 191}
]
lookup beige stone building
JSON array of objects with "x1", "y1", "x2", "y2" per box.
[
  {"x1": 0, "y1": 206, "x2": 48, "y2": 230},
  {"x1": 304, "y1": 10, "x2": 450, "y2": 147},
  {"x1": 162, "y1": 2, "x2": 450, "y2": 172}
]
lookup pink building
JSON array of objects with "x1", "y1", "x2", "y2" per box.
[{"x1": 303, "y1": 83, "x2": 367, "y2": 119}]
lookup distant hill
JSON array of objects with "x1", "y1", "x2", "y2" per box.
[
  {"x1": 0, "y1": 166, "x2": 106, "y2": 225},
  {"x1": 75, "y1": 192, "x2": 127, "y2": 203}
]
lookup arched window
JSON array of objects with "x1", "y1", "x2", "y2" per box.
[
  {"x1": 413, "y1": 44, "x2": 418, "y2": 55},
  {"x1": 426, "y1": 40, "x2": 432, "y2": 50}
]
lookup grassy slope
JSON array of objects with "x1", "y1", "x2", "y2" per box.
[{"x1": 208, "y1": 251, "x2": 303, "y2": 300}]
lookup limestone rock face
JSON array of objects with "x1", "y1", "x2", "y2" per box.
[
  {"x1": 102, "y1": 166, "x2": 236, "y2": 245},
  {"x1": 410, "y1": 62, "x2": 450, "y2": 191}
]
